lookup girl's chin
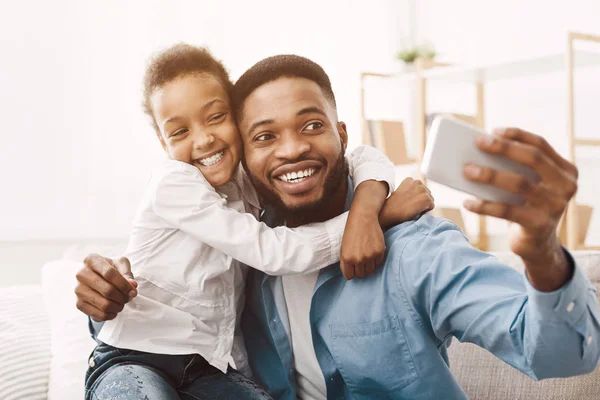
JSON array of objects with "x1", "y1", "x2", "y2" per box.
[{"x1": 203, "y1": 167, "x2": 237, "y2": 187}]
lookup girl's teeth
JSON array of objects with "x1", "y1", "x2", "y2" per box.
[{"x1": 199, "y1": 151, "x2": 224, "y2": 166}]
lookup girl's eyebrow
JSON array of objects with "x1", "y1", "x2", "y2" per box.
[{"x1": 162, "y1": 98, "x2": 227, "y2": 128}]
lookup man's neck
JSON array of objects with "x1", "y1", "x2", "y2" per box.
[{"x1": 285, "y1": 177, "x2": 349, "y2": 228}]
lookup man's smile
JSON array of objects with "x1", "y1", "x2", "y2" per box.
[{"x1": 271, "y1": 160, "x2": 324, "y2": 195}]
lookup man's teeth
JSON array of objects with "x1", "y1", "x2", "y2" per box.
[
  {"x1": 199, "y1": 151, "x2": 224, "y2": 166},
  {"x1": 278, "y1": 168, "x2": 316, "y2": 183}
]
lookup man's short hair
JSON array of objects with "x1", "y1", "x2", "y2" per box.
[
  {"x1": 232, "y1": 55, "x2": 337, "y2": 123},
  {"x1": 142, "y1": 43, "x2": 233, "y2": 134}
]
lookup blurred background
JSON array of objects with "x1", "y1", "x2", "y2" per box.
[{"x1": 1, "y1": 0, "x2": 599, "y2": 286}]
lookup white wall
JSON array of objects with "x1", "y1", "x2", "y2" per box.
[{"x1": 0, "y1": 0, "x2": 409, "y2": 242}]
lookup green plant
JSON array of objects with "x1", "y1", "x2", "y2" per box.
[{"x1": 396, "y1": 44, "x2": 436, "y2": 64}]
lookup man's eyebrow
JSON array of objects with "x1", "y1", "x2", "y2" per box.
[
  {"x1": 247, "y1": 119, "x2": 275, "y2": 137},
  {"x1": 297, "y1": 106, "x2": 327, "y2": 118}
]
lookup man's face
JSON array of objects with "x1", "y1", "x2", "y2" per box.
[{"x1": 238, "y1": 77, "x2": 348, "y2": 216}]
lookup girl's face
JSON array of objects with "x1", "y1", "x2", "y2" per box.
[{"x1": 151, "y1": 73, "x2": 241, "y2": 187}]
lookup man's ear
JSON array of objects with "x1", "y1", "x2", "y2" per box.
[{"x1": 337, "y1": 122, "x2": 348, "y2": 152}]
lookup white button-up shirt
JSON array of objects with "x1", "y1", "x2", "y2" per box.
[{"x1": 98, "y1": 145, "x2": 395, "y2": 374}]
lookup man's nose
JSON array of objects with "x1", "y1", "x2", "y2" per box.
[
  {"x1": 274, "y1": 132, "x2": 310, "y2": 161},
  {"x1": 194, "y1": 130, "x2": 215, "y2": 149}
]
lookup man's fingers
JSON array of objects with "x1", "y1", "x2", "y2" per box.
[
  {"x1": 76, "y1": 300, "x2": 117, "y2": 322},
  {"x1": 75, "y1": 284, "x2": 126, "y2": 315},
  {"x1": 463, "y1": 165, "x2": 564, "y2": 212},
  {"x1": 340, "y1": 261, "x2": 355, "y2": 280},
  {"x1": 463, "y1": 198, "x2": 550, "y2": 232},
  {"x1": 113, "y1": 257, "x2": 135, "y2": 281},
  {"x1": 85, "y1": 254, "x2": 135, "y2": 297},
  {"x1": 495, "y1": 128, "x2": 578, "y2": 178},
  {"x1": 474, "y1": 134, "x2": 563, "y2": 185},
  {"x1": 76, "y1": 265, "x2": 129, "y2": 305},
  {"x1": 423, "y1": 194, "x2": 435, "y2": 212},
  {"x1": 365, "y1": 260, "x2": 375, "y2": 276},
  {"x1": 376, "y1": 251, "x2": 385, "y2": 266},
  {"x1": 112, "y1": 257, "x2": 137, "y2": 297},
  {"x1": 355, "y1": 263, "x2": 366, "y2": 279}
]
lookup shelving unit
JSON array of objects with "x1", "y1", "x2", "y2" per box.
[
  {"x1": 360, "y1": 31, "x2": 600, "y2": 251},
  {"x1": 566, "y1": 32, "x2": 600, "y2": 250}
]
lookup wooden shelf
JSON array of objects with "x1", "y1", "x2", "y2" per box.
[
  {"x1": 421, "y1": 51, "x2": 600, "y2": 83},
  {"x1": 361, "y1": 31, "x2": 600, "y2": 252},
  {"x1": 362, "y1": 50, "x2": 600, "y2": 84}
]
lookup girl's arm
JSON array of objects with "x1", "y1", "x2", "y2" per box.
[
  {"x1": 152, "y1": 160, "x2": 346, "y2": 276},
  {"x1": 340, "y1": 145, "x2": 395, "y2": 279}
]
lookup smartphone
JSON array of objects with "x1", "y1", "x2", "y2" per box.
[{"x1": 421, "y1": 116, "x2": 539, "y2": 205}]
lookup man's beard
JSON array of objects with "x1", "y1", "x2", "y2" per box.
[{"x1": 245, "y1": 150, "x2": 348, "y2": 224}]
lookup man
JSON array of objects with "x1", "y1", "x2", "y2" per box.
[{"x1": 76, "y1": 55, "x2": 600, "y2": 399}]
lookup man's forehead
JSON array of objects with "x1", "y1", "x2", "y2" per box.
[
  {"x1": 240, "y1": 77, "x2": 337, "y2": 134},
  {"x1": 240, "y1": 77, "x2": 331, "y2": 127}
]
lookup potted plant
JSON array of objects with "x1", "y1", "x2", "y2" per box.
[{"x1": 395, "y1": 43, "x2": 437, "y2": 72}]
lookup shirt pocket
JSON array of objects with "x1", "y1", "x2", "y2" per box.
[{"x1": 329, "y1": 315, "x2": 419, "y2": 394}]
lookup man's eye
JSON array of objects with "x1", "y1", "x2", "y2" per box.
[
  {"x1": 171, "y1": 128, "x2": 188, "y2": 137},
  {"x1": 255, "y1": 133, "x2": 274, "y2": 142},
  {"x1": 305, "y1": 122, "x2": 324, "y2": 131},
  {"x1": 209, "y1": 113, "x2": 226, "y2": 124}
]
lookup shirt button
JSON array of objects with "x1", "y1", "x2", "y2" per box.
[
  {"x1": 88, "y1": 357, "x2": 96, "y2": 368},
  {"x1": 566, "y1": 302, "x2": 575, "y2": 312},
  {"x1": 587, "y1": 336, "x2": 593, "y2": 345}
]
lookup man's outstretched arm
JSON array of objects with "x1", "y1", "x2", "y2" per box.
[
  {"x1": 395, "y1": 216, "x2": 600, "y2": 380},
  {"x1": 397, "y1": 126, "x2": 600, "y2": 379}
]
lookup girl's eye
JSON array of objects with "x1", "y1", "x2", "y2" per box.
[
  {"x1": 209, "y1": 113, "x2": 226, "y2": 123},
  {"x1": 305, "y1": 122, "x2": 324, "y2": 131},
  {"x1": 256, "y1": 133, "x2": 274, "y2": 142},
  {"x1": 171, "y1": 128, "x2": 188, "y2": 137}
]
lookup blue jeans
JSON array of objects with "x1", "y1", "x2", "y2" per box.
[{"x1": 85, "y1": 343, "x2": 273, "y2": 400}]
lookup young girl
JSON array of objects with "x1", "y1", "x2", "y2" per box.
[{"x1": 85, "y1": 44, "x2": 429, "y2": 400}]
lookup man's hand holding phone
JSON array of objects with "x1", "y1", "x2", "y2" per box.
[{"x1": 462, "y1": 127, "x2": 578, "y2": 292}]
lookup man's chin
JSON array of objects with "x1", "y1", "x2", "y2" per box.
[{"x1": 278, "y1": 195, "x2": 325, "y2": 214}]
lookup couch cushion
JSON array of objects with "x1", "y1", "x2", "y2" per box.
[
  {"x1": 41, "y1": 260, "x2": 97, "y2": 400},
  {"x1": 448, "y1": 250, "x2": 600, "y2": 400},
  {"x1": 0, "y1": 285, "x2": 51, "y2": 400}
]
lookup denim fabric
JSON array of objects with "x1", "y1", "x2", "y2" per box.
[{"x1": 85, "y1": 342, "x2": 272, "y2": 400}]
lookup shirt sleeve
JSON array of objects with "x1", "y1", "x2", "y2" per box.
[
  {"x1": 346, "y1": 145, "x2": 396, "y2": 197},
  {"x1": 151, "y1": 161, "x2": 347, "y2": 275},
  {"x1": 396, "y1": 217, "x2": 600, "y2": 380}
]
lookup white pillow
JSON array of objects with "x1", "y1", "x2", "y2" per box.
[
  {"x1": 41, "y1": 260, "x2": 97, "y2": 400},
  {"x1": 0, "y1": 285, "x2": 51, "y2": 400}
]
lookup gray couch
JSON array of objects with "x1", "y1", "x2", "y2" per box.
[{"x1": 448, "y1": 251, "x2": 600, "y2": 399}]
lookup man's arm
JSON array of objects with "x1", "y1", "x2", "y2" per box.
[{"x1": 396, "y1": 217, "x2": 600, "y2": 380}]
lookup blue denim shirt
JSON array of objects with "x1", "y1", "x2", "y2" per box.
[{"x1": 242, "y1": 182, "x2": 600, "y2": 399}]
